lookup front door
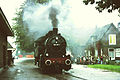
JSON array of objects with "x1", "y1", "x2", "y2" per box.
[{"x1": 108, "y1": 48, "x2": 115, "y2": 60}]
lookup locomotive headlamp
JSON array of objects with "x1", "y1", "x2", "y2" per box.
[
  {"x1": 46, "y1": 53, "x2": 49, "y2": 56},
  {"x1": 45, "y1": 60, "x2": 51, "y2": 66},
  {"x1": 56, "y1": 37, "x2": 58, "y2": 40},
  {"x1": 53, "y1": 44, "x2": 60, "y2": 46},
  {"x1": 65, "y1": 59, "x2": 71, "y2": 65}
]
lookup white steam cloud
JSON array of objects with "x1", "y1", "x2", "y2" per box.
[
  {"x1": 23, "y1": 0, "x2": 96, "y2": 57},
  {"x1": 23, "y1": 4, "x2": 52, "y2": 38}
]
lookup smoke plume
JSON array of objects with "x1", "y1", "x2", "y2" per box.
[
  {"x1": 23, "y1": 0, "x2": 96, "y2": 57},
  {"x1": 49, "y1": 7, "x2": 59, "y2": 28}
]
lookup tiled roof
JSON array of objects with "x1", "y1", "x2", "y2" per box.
[
  {"x1": 0, "y1": 7, "x2": 14, "y2": 36},
  {"x1": 87, "y1": 23, "x2": 118, "y2": 45},
  {"x1": 94, "y1": 23, "x2": 113, "y2": 41}
]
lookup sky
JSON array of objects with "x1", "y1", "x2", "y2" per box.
[
  {"x1": 67, "y1": 0, "x2": 120, "y2": 28},
  {"x1": 0, "y1": 0, "x2": 25, "y2": 25},
  {"x1": 0, "y1": 0, "x2": 25, "y2": 48},
  {"x1": 0, "y1": 0, "x2": 120, "y2": 28},
  {"x1": 0, "y1": 0, "x2": 120, "y2": 48}
]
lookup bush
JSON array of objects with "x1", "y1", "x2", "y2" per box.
[
  {"x1": 108, "y1": 61, "x2": 116, "y2": 65},
  {"x1": 115, "y1": 62, "x2": 120, "y2": 65}
]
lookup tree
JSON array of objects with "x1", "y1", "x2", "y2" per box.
[
  {"x1": 13, "y1": 3, "x2": 35, "y2": 52},
  {"x1": 83, "y1": 0, "x2": 120, "y2": 13},
  {"x1": 36, "y1": 0, "x2": 50, "y2": 4},
  {"x1": 13, "y1": 0, "x2": 50, "y2": 52}
]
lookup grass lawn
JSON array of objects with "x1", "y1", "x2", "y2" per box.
[{"x1": 87, "y1": 64, "x2": 120, "y2": 73}]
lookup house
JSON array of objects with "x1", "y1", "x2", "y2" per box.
[
  {"x1": 0, "y1": 7, "x2": 14, "y2": 69},
  {"x1": 85, "y1": 23, "x2": 120, "y2": 62}
]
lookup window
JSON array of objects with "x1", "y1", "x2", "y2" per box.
[
  {"x1": 115, "y1": 48, "x2": 120, "y2": 57},
  {"x1": 109, "y1": 34, "x2": 116, "y2": 45},
  {"x1": 108, "y1": 48, "x2": 115, "y2": 60},
  {"x1": 95, "y1": 49, "x2": 98, "y2": 57}
]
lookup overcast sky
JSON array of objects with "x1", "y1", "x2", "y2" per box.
[
  {"x1": 0, "y1": 0, "x2": 25, "y2": 48},
  {"x1": 0, "y1": 0, "x2": 120, "y2": 48},
  {"x1": 0, "y1": 0, "x2": 120, "y2": 27},
  {"x1": 0, "y1": 0, "x2": 25, "y2": 26}
]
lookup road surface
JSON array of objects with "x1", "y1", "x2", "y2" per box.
[{"x1": 0, "y1": 58, "x2": 120, "y2": 80}]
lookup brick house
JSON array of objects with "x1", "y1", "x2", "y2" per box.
[
  {"x1": 85, "y1": 23, "x2": 120, "y2": 62},
  {"x1": 0, "y1": 7, "x2": 13, "y2": 69}
]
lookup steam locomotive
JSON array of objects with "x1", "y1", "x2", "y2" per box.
[{"x1": 34, "y1": 28, "x2": 71, "y2": 73}]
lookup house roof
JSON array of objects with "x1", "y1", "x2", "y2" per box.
[
  {"x1": 95, "y1": 23, "x2": 116, "y2": 40},
  {"x1": 87, "y1": 23, "x2": 118, "y2": 45},
  {"x1": 0, "y1": 7, "x2": 14, "y2": 36}
]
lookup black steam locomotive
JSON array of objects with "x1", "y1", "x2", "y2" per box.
[{"x1": 34, "y1": 28, "x2": 71, "y2": 73}]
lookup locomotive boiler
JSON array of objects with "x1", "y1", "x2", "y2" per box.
[{"x1": 34, "y1": 28, "x2": 71, "y2": 73}]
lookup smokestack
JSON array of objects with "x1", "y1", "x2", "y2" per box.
[{"x1": 53, "y1": 28, "x2": 58, "y2": 34}]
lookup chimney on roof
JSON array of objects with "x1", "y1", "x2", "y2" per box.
[{"x1": 118, "y1": 22, "x2": 120, "y2": 31}]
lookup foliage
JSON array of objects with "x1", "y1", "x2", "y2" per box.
[
  {"x1": 13, "y1": 3, "x2": 34, "y2": 52},
  {"x1": 88, "y1": 64, "x2": 120, "y2": 73},
  {"x1": 36, "y1": 0, "x2": 50, "y2": 4},
  {"x1": 12, "y1": 0, "x2": 49, "y2": 52},
  {"x1": 83, "y1": 0, "x2": 120, "y2": 13}
]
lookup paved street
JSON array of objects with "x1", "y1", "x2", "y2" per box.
[
  {"x1": 0, "y1": 58, "x2": 84, "y2": 80},
  {"x1": 68, "y1": 64, "x2": 120, "y2": 80},
  {"x1": 0, "y1": 58, "x2": 56, "y2": 80},
  {"x1": 0, "y1": 58, "x2": 120, "y2": 80}
]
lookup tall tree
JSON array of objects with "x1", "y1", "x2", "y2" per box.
[
  {"x1": 13, "y1": 2, "x2": 34, "y2": 52},
  {"x1": 13, "y1": 0, "x2": 50, "y2": 52},
  {"x1": 83, "y1": 0, "x2": 120, "y2": 13}
]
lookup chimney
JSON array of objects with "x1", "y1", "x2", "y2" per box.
[
  {"x1": 118, "y1": 22, "x2": 120, "y2": 31},
  {"x1": 53, "y1": 28, "x2": 58, "y2": 34}
]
